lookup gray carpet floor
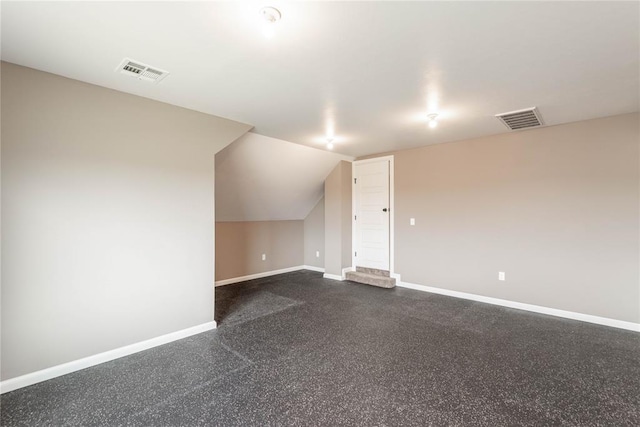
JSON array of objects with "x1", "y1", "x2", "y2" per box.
[{"x1": 2, "y1": 270, "x2": 639, "y2": 426}]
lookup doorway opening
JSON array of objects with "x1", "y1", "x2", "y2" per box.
[{"x1": 351, "y1": 156, "x2": 395, "y2": 283}]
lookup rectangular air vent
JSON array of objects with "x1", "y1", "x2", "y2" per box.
[
  {"x1": 495, "y1": 107, "x2": 544, "y2": 131},
  {"x1": 115, "y1": 58, "x2": 169, "y2": 83}
]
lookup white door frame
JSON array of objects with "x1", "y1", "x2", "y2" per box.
[{"x1": 352, "y1": 155, "x2": 395, "y2": 276}]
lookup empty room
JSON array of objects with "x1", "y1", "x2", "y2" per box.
[{"x1": 1, "y1": 1, "x2": 639, "y2": 426}]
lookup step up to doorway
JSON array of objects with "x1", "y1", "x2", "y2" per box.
[
  {"x1": 355, "y1": 266, "x2": 390, "y2": 277},
  {"x1": 345, "y1": 270, "x2": 396, "y2": 289}
]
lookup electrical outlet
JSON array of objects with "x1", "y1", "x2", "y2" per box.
[
  {"x1": 410, "y1": 218, "x2": 415, "y2": 226},
  {"x1": 498, "y1": 271, "x2": 506, "y2": 281},
  {"x1": 262, "y1": 253, "x2": 266, "y2": 261},
  {"x1": 316, "y1": 251, "x2": 320, "y2": 258}
]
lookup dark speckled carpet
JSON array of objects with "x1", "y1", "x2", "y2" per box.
[{"x1": 2, "y1": 270, "x2": 639, "y2": 426}]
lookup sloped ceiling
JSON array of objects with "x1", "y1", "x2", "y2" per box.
[
  {"x1": 2, "y1": 2, "x2": 637, "y2": 158},
  {"x1": 216, "y1": 132, "x2": 352, "y2": 222}
]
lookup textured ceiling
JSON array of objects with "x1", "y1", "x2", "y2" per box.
[{"x1": 2, "y1": 1, "x2": 638, "y2": 158}]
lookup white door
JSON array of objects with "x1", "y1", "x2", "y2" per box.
[{"x1": 354, "y1": 160, "x2": 390, "y2": 271}]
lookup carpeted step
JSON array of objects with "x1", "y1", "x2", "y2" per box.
[
  {"x1": 345, "y1": 271, "x2": 396, "y2": 289},
  {"x1": 355, "y1": 266, "x2": 390, "y2": 277}
]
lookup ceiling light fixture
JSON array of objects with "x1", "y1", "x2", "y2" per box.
[
  {"x1": 326, "y1": 138, "x2": 334, "y2": 150},
  {"x1": 260, "y1": 6, "x2": 281, "y2": 38},
  {"x1": 260, "y1": 6, "x2": 281, "y2": 23},
  {"x1": 427, "y1": 113, "x2": 439, "y2": 129}
]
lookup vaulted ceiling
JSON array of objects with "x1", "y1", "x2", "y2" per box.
[{"x1": 3, "y1": 1, "x2": 638, "y2": 158}]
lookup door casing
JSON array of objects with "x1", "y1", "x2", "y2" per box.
[{"x1": 351, "y1": 156, "x2": 395, "y2": 276}]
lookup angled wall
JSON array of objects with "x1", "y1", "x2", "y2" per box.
[
  {"x1": 215, "y1": 132, "x2": 352, "y2": 222},
  {"x1": 214, "y1": 132, "x2": 350, "y2": 281},
  {"x1": 1, "y1": 62, "x2": 252, "y2": 381}
]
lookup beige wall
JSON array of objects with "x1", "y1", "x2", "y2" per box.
[
  {"x1": 215, "y1": 221, "x2": 304, "y2": 281},
  {"x1": 1, "y1": 62, "x2": 251, "y2": 380},
  {"x1": 304, "y1": 198, "x2": 325, "y2": 269},
  {"x1": 324, "y1": 161, "x2": 353, "y2": 276},
  {"x1": 368, "y1": 113, "x2": 639, "y2": 323},
  {"x1": 341, "y1": 163, "x2": 353, "y2": 269}
]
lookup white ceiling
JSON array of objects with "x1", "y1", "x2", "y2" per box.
[
  {"x1": 216, "y1": 132, "x2": 351, "y2": 221},
  {"x1": 2, "y1": 1, "x2": 639, "y2": 157}
]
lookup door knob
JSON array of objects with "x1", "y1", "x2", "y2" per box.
[{"x1": 382, "y1": 208, "x2": 388, "y2": 212}]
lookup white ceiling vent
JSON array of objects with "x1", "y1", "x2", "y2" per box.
[
  {"x1": 115, "y1": 58, "x2": 169, "y2": 83},
  {"x1": 495, "y1": 107, "x2": 544, "y2": 131}
]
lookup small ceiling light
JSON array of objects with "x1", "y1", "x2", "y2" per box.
[
  {"x1": 259, "y1": 7, "x2": 281, "y2": 39},
  {"x1": 427, "y1": 113, "x2": 439, "y2": 129},
  {"x1": 326, "y1": 138, "x2": 334, "y2": 150},
  {"x1": 260, "y1": 6, "x2": 281, "y2": 23}
]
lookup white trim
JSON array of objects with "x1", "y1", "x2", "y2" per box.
[
  {"x1": 352, "y1": 161, "x2": 357, "y2": 269},
  {"x1": 215, "y1": 265, "x2": 327, "y2": 287},
  {"x1": 302, "y1": 265, "x2": 325, "y2": 273},
  {"x1": 351, "y1": 155, "x2": 395, "y2": 276},
  {"x1": 397, "y1": 281, "x2": 640, "y2": 333},
  {"x1": 0, "y1": 321, "x2": 217, "y2": 394},
  {"x1": 389, "y1": 157, "x2": 395, "y2": 276},
  {"x1": 353, "y1": 155, "x2": 395, "y2": 165},
  {"x1": 215, "y1": 265, "x2": 305, "y2": 286},
  {"x1": 323, "y1": 267, "x2": 352, "y2": 281}
]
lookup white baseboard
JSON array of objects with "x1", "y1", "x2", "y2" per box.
[
  {"x1": 398, "y1": 281, "x2": 640, "y2": 333},
  {"x1": 215, "y1": 265, "x2": 328, "y2": 287},
  {"x1": 303, "y1": 265, "x2": 325, "y2": 273},
  {"x1": 0, "y1": 321, "x2": 217, "y2": 394},
  {"x1": 215, "y1": 265, "x2": 306, "y2": 286},
  {"x1": 325, "y1": 267, "x2": 353, "y2": 282},
  {"x1": 342, "y1": 267, "x2": 354, "y2": 279}
]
